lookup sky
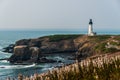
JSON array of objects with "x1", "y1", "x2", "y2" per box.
[{"x1": 0, "y1": 0, "x2": 120, "y2": 31}]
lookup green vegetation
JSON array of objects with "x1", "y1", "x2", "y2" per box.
[
  {"x1": 105, "y1": 48, "x2": 118, "y2": 53},
  {"x1": 89, "y1": 35, "x2": 111, "y2": 42},
  {"x1": 46, "y1": 34, "x2": 81, "y2": 42},
  {"x1": 94, "y1": 42, "x2": 118, "y2": 53},
  {"x1": 109, "y1": 41, "x2": 120, "y2": 46},
  {"x1": 94, "y1": 42, "x2": 107, "y2": 53},
  {"x1": 114, "y1": 36, "x2": 120, "y2": 41}
]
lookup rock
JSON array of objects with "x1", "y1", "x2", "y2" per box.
[
  {"x1": 9, "y1": 46, "x2": 42, "y2": 63},
  {"x1": 29, "y1": 47, "x2": 41, "y2": 62},
  {"x1": 28, "y1": 39, "x2": 41, "y2": 47},
  {"x1": 76, "y1": 46, "x2": 93, "y2": 60},
  {"x1": 8, "y1": 36, "x2": 78, "y2": 63},
  {"x1": 58, "y1": 60, "x2": 62, "y2": 63},
  {"x1": 9, "y1": 45, "x2": 30, "y2": 63},
  {"x1": 38, "y1": 57, "x2": 57, "y2": 63},
  {"x1": 15, "y1": 39, "x2": 30, "y2": 46},
  {"x1": 2, "y1": 44, "x2": 15, "y2": 53},
  {"x1": 40, "y1": 39, "x2": 76, "y2": 53}
]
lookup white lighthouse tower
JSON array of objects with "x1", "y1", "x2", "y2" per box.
[{"x1": 88, "y1": 19, "x2": 96, "y2": 36}]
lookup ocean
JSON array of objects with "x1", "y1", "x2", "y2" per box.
[{"x1": 0, "y1": 30, "x2": 119, "y2": 79}]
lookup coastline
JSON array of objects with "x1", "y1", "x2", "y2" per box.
[{"x1": 2, "y1": 34, "x2": 120, "y2": 79}]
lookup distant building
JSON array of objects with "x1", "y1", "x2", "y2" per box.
[{"x1": 88, "y1": 19, "x2": 96, "y2": 36}]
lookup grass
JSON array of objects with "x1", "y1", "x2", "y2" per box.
[
  {"x1": 109, "y1": 41, "x2": 120, "y2": 46},
  {"x1": 45, "y1": 34, "x2": 81, "y2": 42},
  {"x1": 113, "y1": 36, "x2": 120, "y2": 41},
  {"x1": 16, "y1": 54, "x2": 120, "y2": 80},
  {"x1": 88, "y1": 35, "x2": 111, "y2": 42},
  {"x1": 47, "y1": 35, "x2": 111, "y2": 42},
  {"x1": 94, "y1": 42, "x2": 119, "y2": 53}
]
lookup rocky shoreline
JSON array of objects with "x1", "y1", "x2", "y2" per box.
[{"x1": 3, "y1": 35, "x2": 120, "y2": 64}]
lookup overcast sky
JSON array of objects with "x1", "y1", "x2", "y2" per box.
[{"x1": 0, "y1": 0, "x2": 120, "y2": 30}]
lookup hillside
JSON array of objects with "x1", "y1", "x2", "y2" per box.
[
  {"x1": 17, "y1": 52, "x2": 120, "y2": 80},
  {"x1": 3, "y1": 34, "x2": 120, "y2": 63},
  {"x1": 75, "y1": 35, "x2": 120, "y2": 59}
]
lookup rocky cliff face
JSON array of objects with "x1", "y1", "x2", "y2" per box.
[
  {"x1": 9, "y1": 46, "x2": 41, "y2": 63},
  {"x1": 15, "y1": 37, "x2": 77, "y2": 53},
  {"x1": 6, "y1": 35, "x2": 120, "y2": 63},
  {"x1": 8, "y1": 36, "x2": 78, "y2": 63}
]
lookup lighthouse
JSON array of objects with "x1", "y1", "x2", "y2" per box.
[{"x1": 88, "y1": 19, "x2": 96, "y2": 36}]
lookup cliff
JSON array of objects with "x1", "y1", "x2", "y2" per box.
[{"x1": 5, "y1": 35, "x2": 120, "y2": 63}]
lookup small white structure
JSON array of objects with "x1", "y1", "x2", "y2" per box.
[{"x1": 88, "y1": 19, "x2": 96, "y2": 36}]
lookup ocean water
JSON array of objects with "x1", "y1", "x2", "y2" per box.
[
  {"x1": 0, "y1": 30, "x2": 83, "y2": 79},
  {"x1": 0, "y1": 30, "x2": 119, "y2": 79}
]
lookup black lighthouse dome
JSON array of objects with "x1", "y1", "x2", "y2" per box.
[{"x1": 89, "y1": 19, "x2": 93, "y2": 24}]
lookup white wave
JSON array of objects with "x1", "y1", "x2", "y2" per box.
[
  {"x1": 54, "y1": 56, "x2": 65, "y2": 60},
  {"x1": 23, "y1": 63, "x2": 36, "y2": 68},
  {"x1": 0, "y1": 65, "x2": 14, "y2": 69},
  {"x1": 41, "y1": 67, "x2": 54, "y2": 71},
  {"x1": 0, "y1": 63, "x2": 36, "y2": 69},
  {"x1": 0, "y1": 60, "x2": 9, "y2": 63},
  {"x1": 47, "y1": 56, "x2": 64, "y2": 61}
]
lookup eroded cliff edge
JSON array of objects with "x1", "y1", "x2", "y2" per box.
[{"x1": 5, "y1": 35, "x2": 120, "y2": 63}]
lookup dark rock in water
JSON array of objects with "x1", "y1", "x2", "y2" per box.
[
  {"x1": 9, "y1": 45, "x2": 30, "y2": 63},
  {"x1": 38, "y1": 57, "x2": 57, "y2": 63},
  {"x1": 29, "y1": 47, "x2": 41, "y2": 61},
  {"x1": 9, "y1": 45, "x2": 41, "y2": 63},
  {"x1": 58, "y1": 60, "x2": 62, "y2": 63},
  {"x1": 0, "y1": 67, "x2": 5, "y2": 68},
  {"x1": 2, "y1": 44, "x2": 15, "y2": 53}
]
